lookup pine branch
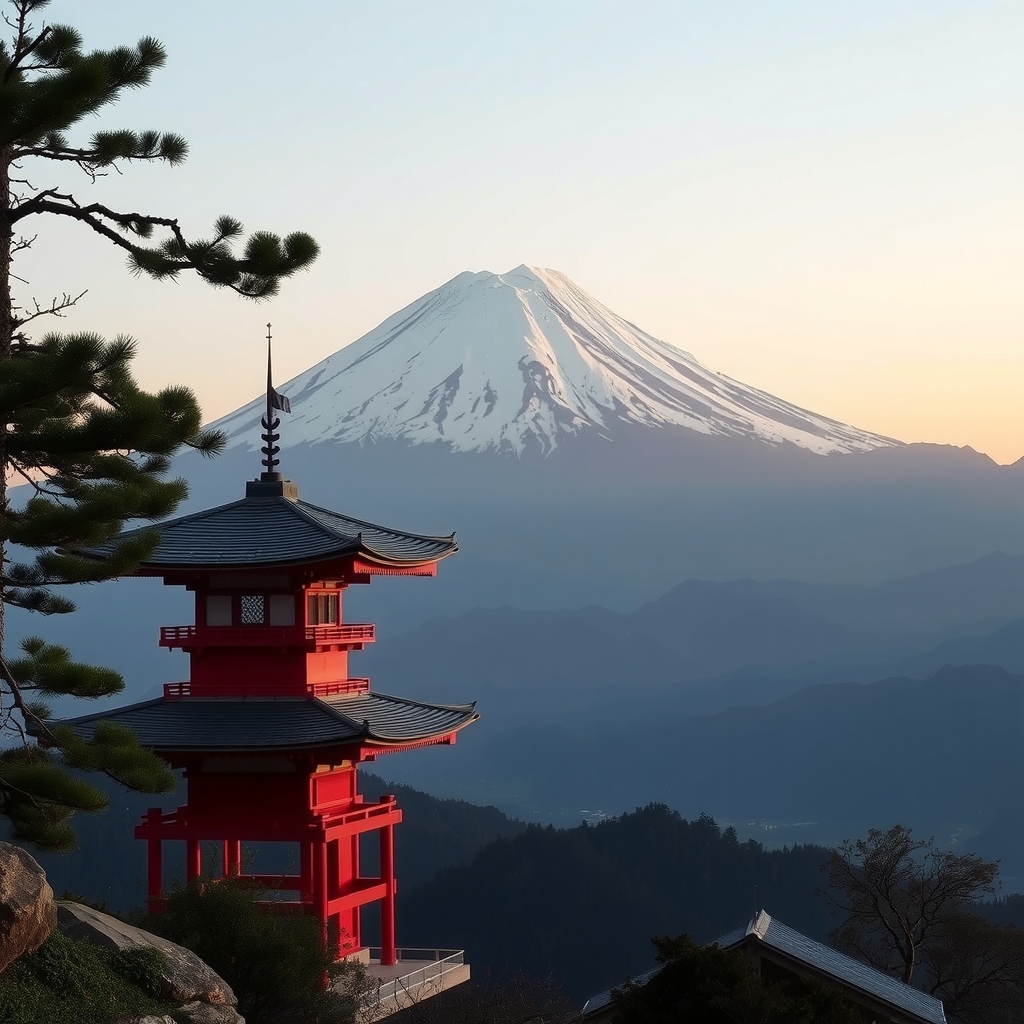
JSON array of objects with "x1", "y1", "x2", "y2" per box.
[
  {"x1": 0, "y1": 650, "x2": 54, "y2": 746},
  {"x1": 13, "y1": 189, "x2": 186, "y2": 243}
]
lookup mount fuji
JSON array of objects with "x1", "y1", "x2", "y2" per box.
[
  {"x1": 157, "y1": 264, "x2": 1022, "y2": 627},
  {"x1": 213, "y1": 265, "x2": 894, "y2": 458}
]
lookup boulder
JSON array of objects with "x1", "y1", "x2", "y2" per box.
[
  {"x1": 0, "y1": 841, "x2": 55, "y2": 973},
  {"x1": 172, "y1": 1002, "x2": 245, "y2": 1024},
  {"x1": 56, "y1": 902, "x2": 237, "y2": 1006},
  {"x1": 123, "y1": 1017, "x2": 177, "y2": 1024}
]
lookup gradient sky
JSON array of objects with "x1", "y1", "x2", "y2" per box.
[{"x1": 17, "y1": 1, "x2": 1024, "y2": 461}]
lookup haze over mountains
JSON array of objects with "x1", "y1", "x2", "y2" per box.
[
  {"x1": 11, "y1": 264, "x2": 1023, "y2": 889},
  {"x1": 358, "y1": 551, "x2": 1024, "y2": 726}
]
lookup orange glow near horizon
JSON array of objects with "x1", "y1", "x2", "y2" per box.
[{"x1": 17, "y1": 1, "x2": 1024, "y2": 466}]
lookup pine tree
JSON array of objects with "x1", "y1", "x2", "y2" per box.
[{"x1": 0, "y1": 0, "x2": 319, "y2": 849}]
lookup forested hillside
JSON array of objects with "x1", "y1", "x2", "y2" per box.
[{"x1": 396, "y1": 805, "x2": 839, "y2": 999}]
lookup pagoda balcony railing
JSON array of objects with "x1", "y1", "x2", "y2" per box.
[
  {"x1": 162, "y1": 678, "x2": 371, "y2": 700},
  {"x1": 137, "y1": 794, "x2": 397, "y2": 831},
  {"x1": 307, "y1": 678, "x2": 371, "y2": 697},
  {"x1": 159, "y1": 623, "x2": 375, "y2": 650}
]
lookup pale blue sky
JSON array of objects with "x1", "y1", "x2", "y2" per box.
[{"x1": 18, "y1": 1, "x2": 1024, "y2": 459}]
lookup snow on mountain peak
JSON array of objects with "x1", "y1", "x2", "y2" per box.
[{"x1": 213, "y1": 266, "x2": 896, "y2": 456}]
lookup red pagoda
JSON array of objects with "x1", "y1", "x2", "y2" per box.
[{"x1": 61, "y1": 342, "x2": 478, "y2": 968}]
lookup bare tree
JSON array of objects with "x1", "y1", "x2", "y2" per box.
[
  {"x1": 925, "y1": 911, "x2": 1024, "y2": 1024},
  {"x1": 822, "y1": 825, "x2": 999, "y2": 985}
]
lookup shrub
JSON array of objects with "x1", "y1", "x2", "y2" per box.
[{"x1": 143, "y1": 876, "x2": 369, "y2": 1024}]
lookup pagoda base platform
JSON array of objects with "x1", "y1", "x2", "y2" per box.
[{"x1": 351, "y1": 948, "x2": 470, "y2": 1020}]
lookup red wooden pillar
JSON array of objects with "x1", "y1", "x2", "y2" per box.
[
  {"x1": 350, "y1": 833, "x2": 360, "y2": 949},
  {"x1": 144, "y1": 807, "x2": 163, "y2": 915},
  {"x1": 223, "y1": 839, "x2": 241, "y2": 876},
  {"x1": 380, "y1": 814, "x2": 397, "y2": 966},
  {"x1": 186, "y1": 838, "x2": 202, "y2": 882},
  {"x1": 312, "y1": 837, "x2": 329, "y2": 945}
]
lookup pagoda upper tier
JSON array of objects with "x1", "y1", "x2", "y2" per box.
[
  {"x1": 69, "y1": 477, "x2": 464, "y2": 703},
  {"x1": 75, "y1": 477, "x2": 458, "y2": 576}
]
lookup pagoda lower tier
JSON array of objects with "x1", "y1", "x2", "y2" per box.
[{"x1": 62, "y1": 687, "x2": 477, "y2": 962}]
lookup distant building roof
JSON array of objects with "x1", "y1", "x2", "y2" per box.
[
  {"x1": 716, "y1": 911, "x2": 945, "y2": 1024},
  {"x1": 55, "y1": 690, "x2": 477, "y2": 752},
  {"x1": 75, "y1": 485, "x2": 457, "y2": 571},
  {"x1": 582, "y1": 911, "x2": 946, "y2": 1024}
]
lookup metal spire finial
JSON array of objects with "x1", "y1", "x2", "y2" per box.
[{"x1": 260, "y1": 323, "x2": 291, "y2": 480}]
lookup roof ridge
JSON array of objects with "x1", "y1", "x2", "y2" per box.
[
  {"x1": 311, "y1": 695, "x2": 371, "y2": 735},
  {"x1": 277, "y1": 498, "x2": 350, "y2": 544},
  {"x1": 54, "y1": 696, "x2": 165, "y2": 726},
  {"x1": 79, "y1": 496, "x2": 253, "y2": 549},
  {"x1": 747, "y1": 909, "x2": 772, "y2": 940},
  {"x1": 295, "y1": 498, "x2": 456, "y2": 544},
  {"x1": 348, "y1": 689, "x2": 478, "y2": 714}
]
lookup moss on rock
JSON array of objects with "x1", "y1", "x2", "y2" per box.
[{"x1": 0, "y1": 929, "x2": 176, "y2": 1023}]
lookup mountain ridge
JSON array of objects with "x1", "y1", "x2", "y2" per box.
[{"x1": 373, "y1": 664, "x2": 1024, "y2": 832}]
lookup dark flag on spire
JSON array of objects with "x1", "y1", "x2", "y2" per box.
[
  {"x1": 269, "y1": 386, "x2": 291, "y2": 414},
  {"x1": 261, "y1": 324, "x2": 290, "y2": 479},
  {"x1": 265, "y1": 323, "x2": 291, "y2": 414}
]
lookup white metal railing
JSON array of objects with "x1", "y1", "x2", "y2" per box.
[{"x1": 363, "y1": 948, "x2": 465, "y2": 1006}]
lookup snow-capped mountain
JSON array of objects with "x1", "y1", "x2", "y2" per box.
[{"x1": 214, "y1": 265, "x2": 895, "y2": 456}]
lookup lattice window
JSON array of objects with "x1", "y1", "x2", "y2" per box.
[{"x1": 240, "y1": 595, "x2": 265, "y2": 624}]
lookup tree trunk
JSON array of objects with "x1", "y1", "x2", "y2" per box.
[{"x1": 0, "y1": 143, "x2": 13, "y2": 655}]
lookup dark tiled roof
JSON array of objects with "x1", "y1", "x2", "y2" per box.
[
  {"x1": 716, "y1": 912, "x2": 946, "y2": 1024},
  {"x1": 56, "y1": 691, "x2": 477, "y2": 751},
  {"x1": 75, "y1": 493, "x2": 457, "y2": 570},
  {"x1": 584, "y1": 913, "x2": 946, "y2": 1023}
]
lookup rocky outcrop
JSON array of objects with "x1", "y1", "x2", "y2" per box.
[
  {"x1": 56, "y1": 902, "x2": 238, "y2": 1008},
  {"x1": 172, "y1": 1002, "x2": 245, "y2": 1024},
  {"x1": 0, "y1": 841, "x2": 56, "y2": 973}
]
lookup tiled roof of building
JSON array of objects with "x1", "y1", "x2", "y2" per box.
[
  {"x1": 55, "y1": 691, "x2": 477, "y2": 751},
  {"x1": 75, "y1": 489, "x2": 457, "y2": 570},
  {"x1": 583, "y1": 912, "x2": 946, "y2": 1023},
  {"x1": 716, "y1": 911, "x2": 946, "y2": 1024}
]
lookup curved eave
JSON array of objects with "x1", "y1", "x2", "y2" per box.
[
  {"x1": 361, "y1": 709, "x2": 479, "y2": 746},
  {"x1": 47, "y1": 692, "x2": 478, "y2": 753},
  {"x1": 68, "y1": 492, "x2": 458, "y2": 573},
  {"x1": 71, "y1": 538, "x2": 457, "y2": 574},
  {"x1": 121, "y1": 548, "x2": 451, "y2": 575},
  {"x1": 317, "y1": 691, "x2": 478, "y2": 747}
]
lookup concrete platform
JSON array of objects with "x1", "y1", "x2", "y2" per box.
[{"x1": 355, "y1": 947, "x2": 471, "y2": 1020}]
